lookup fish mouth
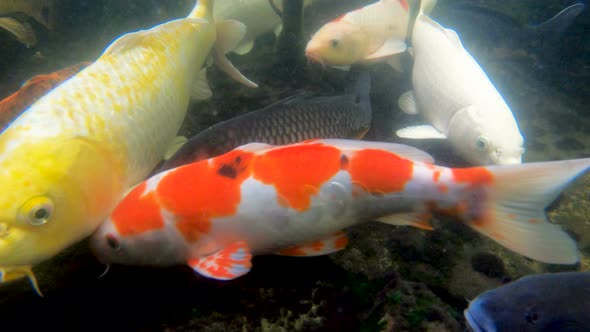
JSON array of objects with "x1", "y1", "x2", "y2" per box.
[
  {"x1": 463, "y1": 308, "x2": 486, "y2": 332},
  {"x1": 305, "y1": 50, "x2": 326, "y2": 68}
]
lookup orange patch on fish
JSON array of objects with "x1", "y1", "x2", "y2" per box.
[
  {"x1": 348, "y1": 149, "x2": 413, "y2": 195},
  {"x1": 277, "y1": 246, "x2": 307, "y2": 256},
  {"x1": 398, "y1": 0, "x2": 409, "y2": 11},
  {"x1": 176, "y1": 215, "x2": 212, "y2": 243},
  {"x1": 451, "y1": 167, "x2": 494, "y2": 186},
  {"x1": 157, "y1": 150, "x2": 254, "y2": 238},
  {"x1": 111, "y1": 182, "x2": 164, "y2": 236},
  {"x1": 334, "y1": 234, "x2": 349, "y2": 249},
  {"x1": 432, "y1": 170, "x2": 441, "y2": 182},
  {"x1": 252, "y1": 143, "x2": 342, "y2": 211},
  {"x1": 437, "y1": 184, "x2": 449, "y2": 193}
]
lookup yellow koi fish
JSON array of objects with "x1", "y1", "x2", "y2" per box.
[{"x1": 0, "y1": 0, "x2": 255, "y2": 296}]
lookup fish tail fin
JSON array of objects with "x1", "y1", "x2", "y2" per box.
[
  {"x1": 213, "y1": 20, "x2": 259, "y2": 88},
  {"x1": 529, "y1": 2, "x2": 586, "y2": 33},
  {"x1": 188, "y1": 0, "x2": 214, "y2": 20},
  {"x1": 466, "y1": 158, "x2": 590, "y2": 265}
]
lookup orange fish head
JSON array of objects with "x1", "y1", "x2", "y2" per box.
[{"x1": 305, "y1": 21, "x2": 369, "y2": 67}]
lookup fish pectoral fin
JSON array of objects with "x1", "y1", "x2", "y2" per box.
[
  {"x1": 213, "y1": 20, "x2": 258, "y2": 88},
  {"x1": 188, "y1": 241, "x2": 252, "y2": 280},
  {"x1": 396, "y1": 125, "x2": 447, "y2": 139},
  {"x1": 364, "y1": 38, "x2": 407, "y2": 60},
  {"x1": 376, "y1": 213, "x2": 434, "y2": 231},
  {"x1": 232, "y1": 39, "x2": 254, "y2": 55},
  {"x1": 274, "y1": 24, "x2": 283, "y2": 37},
  {"x1": 191, "y1": 67, "x2": 213, "y2": 101},
  {"x1": 275, "y1": 231, "x2": 349, "y2": 256},
  {"x1": 398, "y1": 90, "x2": 419, "y2": 114},
  {"x1": 0, "y1": 266, "x2": 43, "y2": 297},
  {"x1": 163, "y1": 136, "x2": 188, "y2": 160},
  {"x1": 0, "y1": 17, "x2": 37, "y2": 47}
]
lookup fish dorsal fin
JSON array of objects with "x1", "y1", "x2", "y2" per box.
[
  {"x1": 102, "y1": 18, "x2": 208, "y2": 56},
  {"x1": 398, "y1": 90, "x2": 419, "y2": 114},
  {"x1": 310, "y1": 139, "x2": 435, "y2": 163},
  {"x1": 418, "y1": 14, "x2": 463, "y2": 48},
  {"x1": 443, "y1": 28, "x2": 463, "y2": 48}
]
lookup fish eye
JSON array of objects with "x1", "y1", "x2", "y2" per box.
[
  {"x1": 525, "y1": 308, "x2": 539, "y2": 324},
  {"x1": 475, "y1": 137, "x2": 488, "y2": 151},
  {"x1": 106, "y1": 234, "x2": 121, "y2": 251},
  {"x1": 330, "y1": 39, "x2": 340, "y2": 48},
  {"x1": 18, "y1": 196, "x2": 54, "y2": 226}
]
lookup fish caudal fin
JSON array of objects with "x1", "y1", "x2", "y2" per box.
[
  {"x1": 213, "y1": 20, "x2": 259, "y2": 88},
  {"x1": 469, "y1": 158, "x2": 590, "y2": 265},
  {"x1": 188, "y1": 241, "x2": 252, "y2": 280},
  {"x1": 0, "y1": 17, "x2": 37, "y2": 48}
]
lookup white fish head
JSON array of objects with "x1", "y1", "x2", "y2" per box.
[
  {"x1": 89, "y1": 181, "x2": 186, "y2": 268},
  {"x1": 447, "y1": 105, "x2": 525, "y2": 165},
  {"x1": 305, "y1": 21, "x2": 369, "y2": 66}
]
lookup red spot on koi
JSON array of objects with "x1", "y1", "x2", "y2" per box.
[
  {"x1": 111, "y1": 182, "x2": 164, "y2": 236},
  {"x1": 348, "y1": 149, "x2": 413, "y2": 195},
  {"x1": 252, "y1": 143, "x2": 342, "y2": 211}
]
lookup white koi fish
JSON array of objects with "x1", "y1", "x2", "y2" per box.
[
  {"x1": 395, "y1": 11, "x2": 525, "y2": 165},
  {"x1": 0, "y1": 0, "x2": 256, "y2": 296},
  {"x1": 91, "y1": 139, "x2": 588, "y2": 281}
]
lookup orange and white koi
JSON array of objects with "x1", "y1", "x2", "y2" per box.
[
  {"x1": 305, "y1": 0, "x2": 436, "y2": 71},
  {"x1": 91, "y1": 139, "x2": 589, "y2": 280}
]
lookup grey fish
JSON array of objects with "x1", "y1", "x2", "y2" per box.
[
  {"x1": 464, "y1": 271, "x2": 590, "y2": 332},
  {"x1": 432, "y1": 2, "x2": 586, "y2": 68},
  {"x1": 157, "y1": 71, "x2": 372, "y2": 172}
]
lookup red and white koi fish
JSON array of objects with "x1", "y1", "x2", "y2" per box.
[
  {"x1": 91, "y1": 139, "x2": 589, "y2": 280},
  {"x1": 305, "y1": 0, "x2": 436, "y2": 71}
]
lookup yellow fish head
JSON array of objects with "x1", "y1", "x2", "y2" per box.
[
  {"x1": 0, "y1": 136, "x2": 122, "y2": 293},
  {"x1": 305, "y1": 21, "x2": 369, "y2": 67}
]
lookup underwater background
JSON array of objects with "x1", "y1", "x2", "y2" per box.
[{"x1": 0, "y1": 0, "x2": 589, "y2": 331}]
